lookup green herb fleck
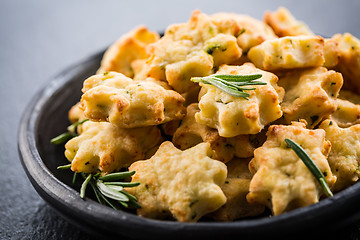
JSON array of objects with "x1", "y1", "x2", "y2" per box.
[
  {"x1": 205, "y1": 44, "x2": 227, "y2": 55},
  {"x1": 237, "y1": 28, "x2": 246, "y2": 37},
  {"x1": 208, "y1": 26, "x2": 214, "y2": 35}
]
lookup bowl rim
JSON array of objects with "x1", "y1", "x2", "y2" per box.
[{"x1": 17, "y1": 50, "x2": 360, "y2": 239}]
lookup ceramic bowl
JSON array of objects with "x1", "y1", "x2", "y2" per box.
[{"x1": 18, "y1": 50, "x2": 360, "y2": 240}]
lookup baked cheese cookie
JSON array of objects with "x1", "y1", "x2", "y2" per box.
[
  {"x1": 196, "y1": 63, "x2": 284, "y2": 137},
  {"x1": 126, "y1": 141, "x2": 227, "y2": 222},
  {"x1": 80, "y1": 72, "x2": 186, "y2": 128},
  {"x1": 97, "y1": 26, "x2": 159, "y2": 77},
  {"x1": 319, "y1": 119, "x2": 360, "y2": 192},
  {"x1": 173, "y1": 103, "x2": 255, "y2": 162},
  {"x1": 248, "y1": 35, "x2": 325, "y2": 70},
  {"x1": 65, "y1": 121, "x2": 162, "y2": 174},
  {"x1": 247, "y1": 121, "x2": 336, "y2": 215},
  {"x1": 278, "y1": 67, "x2": 343, "y2": 128}
]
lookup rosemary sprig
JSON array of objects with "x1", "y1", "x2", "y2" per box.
[
  {"x1": 80, "y1": 174, "x2": 92, "y2": 199},
  {"x1": 285, "y1": 138, "x2": 333, "y2": 197},
  {"x1": 59, "y1": 168, "x2": 141, "y2": 209},
  {"x1": 191, "y1": 74, "x2": 265, "y2": 100},
  {"x1": 50, "y1": 119, "x2": 89, "y2": 145}
]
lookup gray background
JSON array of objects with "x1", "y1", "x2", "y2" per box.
[{"x1": 1, "y1": 0, "x2": 360, "y2": 239}]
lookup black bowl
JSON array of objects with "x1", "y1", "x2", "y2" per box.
[{"x1": 18, "y1": 50, "x2": 360, "y2": 240}]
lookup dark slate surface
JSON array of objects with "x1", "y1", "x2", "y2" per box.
[{"x1": 2, "y1": 0, "x2": 360, "y2": 239}]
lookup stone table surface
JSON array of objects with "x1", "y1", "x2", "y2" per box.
[{"x1": 2, "y1": 0, "x2": 360, "y2": 239}]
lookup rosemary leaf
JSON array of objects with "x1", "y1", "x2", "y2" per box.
[
  {"x1": 50, "y1": 132, "x2": 76, "y2": 145},
  {"x1": 96, "y1": 188, "x2": 121, "y2": 210},
  {"x1": 81, "y1": 173, "x2": 119, "y2": 209},
  {"x1": 106, "y1": 185, "x2": 124, "y2": 192},
  {"x1": 120, "y1": 190, "x2": 142, "y2": 208},
  {"x1": 67, "y1": 119, "x2": 89, "y2": 133},
  {"x1": 285, "y1": 138, "x2": 333, "y2": 197},
  {"x1": 51, "y1": 119, "x2": 89, "y2": 145},
  {"x1": 236, "y1": 87, "x2": 257, "y2": 91},
  {"x1": 191, "y1": 73, "x2": 265, "y2": 100},
  {"x1": 89, "y1": 181, "x2": 104, "y2": 205},
  {"x1": 96, "y1": 181, "x2": 129, "y2": 202},
  {"x1": 121, "y1": 191, "x2": 141, "y2": 208},
  {"x1": 227, "y1": 81, "x2": 267, "y2": 86},
  {"x1": 121, "y1": 190, "x2": 137, "y2": 201},
  {"x1": 93, "y1": 173, "x2": 101, "y2": 178},
  {"x1": 72, "y1": 172, "x2": 78, "y2": 184},
  {"x1": 214, "y1": 74, "x2": 262, "y2": 82},
  {"x1": 57, "y1": 163, "x2": 72, "y2": 170},
  {"x1": 119, "y1": 201, "x2": 128, "y2": 208},
  {"x1": 99, "y1": 171, "x2": 136, "y2": 181},
  {"x1": 126, "y1": 198, "x2": 142, "y2": 209},
  {"x1": 104, "y1": 182, "x2": 140, "y2": 187},
  {"x1": 80, "y1": 174, "x2": 92, "y2": 199}
]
